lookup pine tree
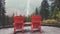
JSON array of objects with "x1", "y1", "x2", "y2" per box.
[
  {"x1": 40, "y1": 0, "x2": 49, "y2": 20},
  {"x1": 51, "y1": 0, "x2": 60, "y2": 18},
  {"x1": 35, "y1": 8, "x2": 38, "y2": 15},
  {"x1": 55, "y1": 0, "x2": 60, "y2": 10},
  {"x1": 0, "y1": 0, "x2": 6, "y2": 26}
]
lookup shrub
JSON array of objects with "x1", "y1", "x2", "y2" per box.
[{"x1": 43, "y1": 19, "x2": 58, "y2": 24}]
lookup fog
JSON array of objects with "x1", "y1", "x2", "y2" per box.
[{"x1": 5, "y1": 0, "x2": 42, "y2": 16}]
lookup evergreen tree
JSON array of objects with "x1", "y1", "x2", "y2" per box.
[
  {"x1": 55, "y1": 0, "x2": 60, "y2": 10},
  {"x1": 0, "y1": 0, "x2": 6, "y2": 26},
  {"x1": 51, "y1": 0, "x2": 60, "y2": 18},
  {"x1": 35, "y1": 8, "x2": 38, "y2": 15},
  {"x1": 40, "y1": 0, "x2": 49, "y2": 20}
]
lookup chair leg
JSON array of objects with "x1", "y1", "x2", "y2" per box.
[
  {"x1": 32, "y1": 25, "x2": 34, "y2": 32},
  {"x1": 14, "y1": 28, "x2": 16, "y2": 34},
  {"x1": 40, "y1": 26, "x2": 42, "y2": 33},
  {"x1": 22, "y1": 26, "x2": 24, "y2": 33}
]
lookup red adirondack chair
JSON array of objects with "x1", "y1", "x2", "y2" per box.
[
  {"x1": 14, "y1": 16, "x2": 24, "y2": 33},
  {"x1": 31, "y1": 15, "x2": 42, "y2": 32}
]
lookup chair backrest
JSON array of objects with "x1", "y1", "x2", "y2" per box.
[
  {"x1": 14, "y1": 16, "x2": 24, "y2": 23},
  {"x1": 32, "y1": 15, "x2": 42, "y2": 23}
]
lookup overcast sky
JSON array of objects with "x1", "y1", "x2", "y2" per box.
[{"x1": 5, "y1": 0, "x2": 42, "y2": 16}]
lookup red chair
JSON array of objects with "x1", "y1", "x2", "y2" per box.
[
  {"x1": 14, "y1": 16, "x2": 24, "y2": 33},
  {"x1": 31, "y1": 15, "x2": 42, "y2": 32}
]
